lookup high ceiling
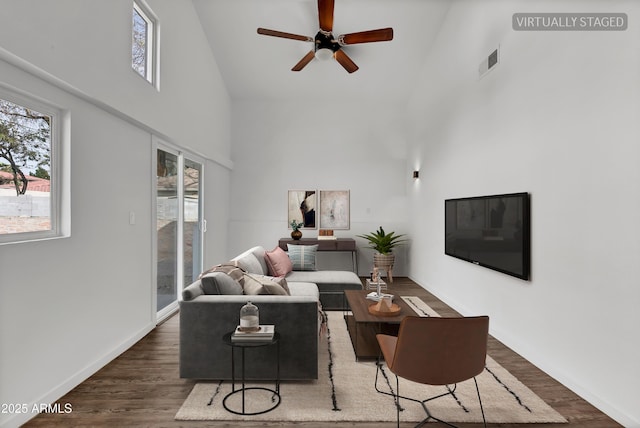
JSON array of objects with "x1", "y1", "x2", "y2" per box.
[{"x1": 192, "y1": 0, "x2": 451, "y2": 102}]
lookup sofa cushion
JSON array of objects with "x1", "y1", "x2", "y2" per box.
[
  {"x1": 265, "y1": 246, "x2": 293, "y2": 277},
  {"x1": 233, "y1": 252, "x2": 264, "y2": 275},
  {"x1": 243, "y1": 273, "x2": 289, "y2": 295},
  {"x1": 201, "y1": 272, "x2": 243, "y2": 295},
  {"x1": 287, "y1": 281, "x2": 320, "y2": 299},
  {"x1": 249, "y1": 246, "x2": 269, "y2": 274},
  {"x1": 246, "y1": 273, "x2": 291, "y2": 295},
  {"x1": 286, "y1": 270, "x2": 362, "y2": 289},
  {"x1": 287, "y1": 244, "x2": 318, "y2": 271}
]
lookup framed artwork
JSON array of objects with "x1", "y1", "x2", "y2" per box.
[
  {"x1": 319, "y1": 190, "x2": 350, "y2": 229},
  {"x1": 288, "y1": 190, "x2": 317, "y2": 229}
]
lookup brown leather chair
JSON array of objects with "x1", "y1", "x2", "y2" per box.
[{"x1": 375, "y1": 315, "x2": 489, "y2": 428}]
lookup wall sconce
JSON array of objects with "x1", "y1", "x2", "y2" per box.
[{"x1": 413, "y1": 170, "x2": 419, "y2": 179}]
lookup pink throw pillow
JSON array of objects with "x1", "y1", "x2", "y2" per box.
[{"x1": 264, "y1": 246, "x2": 293, "y2": 277}]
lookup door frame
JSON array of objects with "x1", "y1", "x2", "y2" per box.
[{"x1": 152, "y1": 137, "x2": 205, "y2": 324}]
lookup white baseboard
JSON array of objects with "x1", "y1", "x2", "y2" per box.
[{"x1": 1, "y1": 323, "x2": 154, "y2": 428}]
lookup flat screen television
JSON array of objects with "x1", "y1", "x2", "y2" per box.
[{"x1": 445, "y1": 192, "x2": 530, "y2": 280}]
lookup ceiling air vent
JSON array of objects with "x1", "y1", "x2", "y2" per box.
[{"x1": 479, "y1": 46, "x2": 499, "y2": 78}]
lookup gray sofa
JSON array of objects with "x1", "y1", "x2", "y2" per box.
[{"x1": 179, "y1": 245, "x2": 362, "y2": 380}]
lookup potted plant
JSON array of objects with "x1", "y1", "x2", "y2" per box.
[
  {"x1": 357, "y1": 226, "x2": 407, "y2": 282},
  {"x1": 290, "y1": 219, "x2": 304, "y2": 240}
]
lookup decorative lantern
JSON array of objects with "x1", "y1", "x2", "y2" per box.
[{"x1": 239, "y1": 301, "x2": 259, "y2": 332}]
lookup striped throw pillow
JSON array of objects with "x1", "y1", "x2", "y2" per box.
[{"x1": 287, "y1": 244, "x2": 318, "y2": 271}]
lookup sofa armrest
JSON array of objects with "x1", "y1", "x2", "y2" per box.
[{"x1": 182, "y1": 279, "x2": 204, "y2": 300}]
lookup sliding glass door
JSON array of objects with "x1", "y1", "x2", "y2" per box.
[
  {"x1": 156, "y1": 149, "x2": 178, "y2": 313},
  {"x1": 183, "y1": 158, "x2": 203, "y2": 287},
  {"x1": 155, "y1": 146, "x2": 204, "y2": 319}
]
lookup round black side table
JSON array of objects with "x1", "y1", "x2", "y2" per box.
[{"x1": 221, "y1": 331, "x2": 281, "y2": 415}]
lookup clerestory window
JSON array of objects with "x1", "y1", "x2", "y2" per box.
[{"x1": 132, "y1": 0, "x2": 158, "y2": 87}]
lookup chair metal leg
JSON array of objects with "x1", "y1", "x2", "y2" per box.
[
  {"x1": 375, "y1": 360, "x2": 487, "y2": 428},
  {"x1": 375, "y1": 370, "x2": 487, "y2": 428},
  {"x1": 474, "y1": 376, "x2": 487, "y2": 428},
  {"x1": 396, "y1": 375, "x2": 400, "y2": 428},
  {"x1": 374, "y1": 358, "x2": 401, "y2": 427}
]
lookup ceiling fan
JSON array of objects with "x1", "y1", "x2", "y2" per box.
[{"x1": 257, "y1": 0, "x2": 393, "y2": 73}]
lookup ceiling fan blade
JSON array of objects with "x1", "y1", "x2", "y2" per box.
[
  {"x1": 339, "y1": 28, "x2": 394, "y2": 45},
  {"x1": 292, "y1": 51, "x2": 316, "y2": 71},
  {"x1": 334, "y1": 49, "x2": 359, "y2": 74},
  {"x1": 318, "y1": 0, "x2": 335, "y2": 32},
  {"x1": 257, "y1": 28, "x2": 313, "y2": 42}
]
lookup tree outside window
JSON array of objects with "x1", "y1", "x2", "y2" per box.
[
  {"x1": 132, "y1": 1, "x2": 156, "y2": 84},
  {"x1": 132, "y1": 6, "x2": 148, "y2": 78},
  {"x1": 0, "y1": 98, "x2": 52, "y2": 235}
]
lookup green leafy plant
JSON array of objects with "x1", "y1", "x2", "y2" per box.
[
  {"x1": 290, "y1": 219, "x2": 303, "y2": 231},
  {"x1": 357, "y1": 226, "x2": 407, "y2": 255}
]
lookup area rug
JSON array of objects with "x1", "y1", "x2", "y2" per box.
[{"x1": 176, "y1": 297, "x2": 567, "y2": 424}]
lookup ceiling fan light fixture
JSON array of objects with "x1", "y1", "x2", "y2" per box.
[
  {"x1": 315, "y1": 47, "x2": 334, "y2": 61},
  {"x1": 257, "y1": 0, "x2": 393, "y2": 72}
]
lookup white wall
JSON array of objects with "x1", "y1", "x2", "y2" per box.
[
  {"x1": 0, "y1": 1, "x2": 231, "y2": 427},
  {"x1": 0, "y1": 0, "x2": 231, "y2": 162},
  {"x1": 405, "y1": 1, "x2": 640, "y2": 426},
  {"x1": 228, "y1": 99, "x2": 411, "y2": 274}
]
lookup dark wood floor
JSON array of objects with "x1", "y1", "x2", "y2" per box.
[{"x1": 26, "y1": 278, "x2": 621, "y2": 427}]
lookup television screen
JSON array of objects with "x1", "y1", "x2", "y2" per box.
[{"x1": 445, "y1": 192, "x2": 530, "y2": 280}]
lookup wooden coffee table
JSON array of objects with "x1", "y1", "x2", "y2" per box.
[{"x1": 343, "y1": 289, "x2": 418, "y2": 360}]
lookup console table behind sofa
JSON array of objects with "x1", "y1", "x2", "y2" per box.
[
  {"x1": 278, "y1": 238, "x2": 358, "y2": 274},
  {"x1": 278, "y1": 238, "x2": 362, "y2": 309}
]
